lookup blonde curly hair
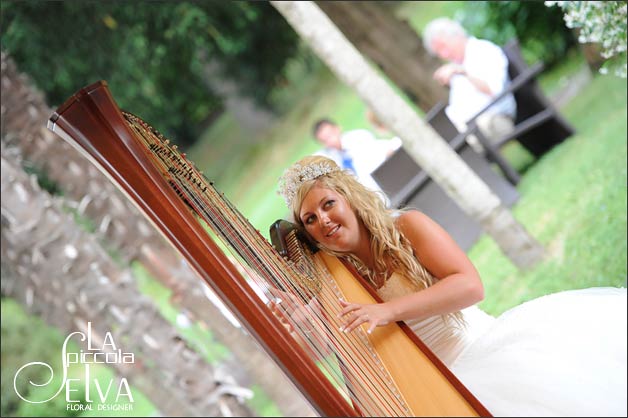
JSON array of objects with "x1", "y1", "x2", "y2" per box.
[
  {"x1": 283, "y1": 155, "x2": 464, "y2": 325},
  {"x1": 285, "y1": 156, "x2": 435, "y2": 289}
]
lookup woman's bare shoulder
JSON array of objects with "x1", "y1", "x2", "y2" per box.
[
  {"x1": 395, "y1": 209, "x2": 477, "y2": 278},
  {"x1": 395, "y1": 210, "x2": 434, "y2": 237}
]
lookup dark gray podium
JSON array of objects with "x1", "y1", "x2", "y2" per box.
[{"x1": 371, "y1": 110, "x2": 519, "y2": 251}]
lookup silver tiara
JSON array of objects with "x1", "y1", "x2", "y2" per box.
[{"x1": 277, "y1": 161, "x2": 340, "y2": 208}]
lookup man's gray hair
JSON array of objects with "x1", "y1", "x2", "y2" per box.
[{"x1": 423, "y1": 17, "x2": 467, "y2": 55}]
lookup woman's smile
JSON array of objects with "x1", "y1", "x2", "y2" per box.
[
  {"x1": 299, "y1": 185, "x2": 364, "y2": 252},
  {"x1": 326, "y1": 224, "x2": 340, "y2": 237}
]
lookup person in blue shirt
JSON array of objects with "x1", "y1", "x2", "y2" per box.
[{"x1": 312, "y1": 118, "x2": 401, "y2": 197}]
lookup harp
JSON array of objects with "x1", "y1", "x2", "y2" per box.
[{"x1": 47, "y1": 81, "x2": 491, "y2": 417}]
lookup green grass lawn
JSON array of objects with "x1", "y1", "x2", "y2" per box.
[
  {"x1": 186, "y1": 67, "x2": 372, "y2": 237},
  {"x1": 188, "y1": 47, "x2": 626, "y2": 319},
  {"x1": 177, "y1": 43, "x2": 626, "y2": 343},
  {"x1": 469, "y1": 73, "x2": 627, "y2": 315}
]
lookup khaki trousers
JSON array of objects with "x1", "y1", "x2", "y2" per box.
[{"x1": 465, "y1": 113, "x2": 515, "y2": 153}]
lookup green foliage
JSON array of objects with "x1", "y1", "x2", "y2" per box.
[
  {"x1": 267, "y1": 44, "x2": 327, "y2": 113},
  {"x1": 0, "y1": 1, "x2": 299, "y2": 146},
  {"x1": 457, "y1": 1, "x2": 577, "y2": 66}
]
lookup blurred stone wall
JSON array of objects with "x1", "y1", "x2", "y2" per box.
[{"x1": 1, "y1": 144, "x2": 254, "y2": 416}]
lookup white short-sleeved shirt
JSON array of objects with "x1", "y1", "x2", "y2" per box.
[
  {"x1": 445, "y1": 37, "x2": 516, "y2": 129},
  {"x1": 315, "y1": 129, "x2": 402, "y2": 194}
]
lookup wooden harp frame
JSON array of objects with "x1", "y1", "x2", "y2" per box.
[{"x1": 47, "y1": 80, "x2": 491, "y2": 417}]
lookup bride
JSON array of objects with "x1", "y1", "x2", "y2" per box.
[{"x1": 276, "y1": 154, "x2": 627, "y2": 416}]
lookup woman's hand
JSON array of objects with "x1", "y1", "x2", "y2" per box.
[
  {"x1": 267, "y1": 288, "x2": 316, "y2": 334},
  {"x1": 338, "y1": 299, "x2": 394, "y2": 334}
]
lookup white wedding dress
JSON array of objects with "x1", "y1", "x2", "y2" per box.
[{"x1": 377, "y1": 273, "x2": 627, "y2": 417}]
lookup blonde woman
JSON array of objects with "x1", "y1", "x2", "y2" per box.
[{"x1": 277, "y1": 155, "x2": 626, "y2": 416}]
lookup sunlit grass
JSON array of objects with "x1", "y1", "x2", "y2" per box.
[
  {"x1": 189, "y1": 67, "x2": 371, "y2": 239},
  {"x1": 190, "y1": 45, "x2": 626, "y2": 321},
  {"x1": 469, "y1": 73, "x2": 627, "y2": 315}
]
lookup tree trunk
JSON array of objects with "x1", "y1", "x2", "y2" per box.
[
  {"x1": 0, "y1": 51, "x2": 316, "y2": 417},
  {"x1": 571, "y1": 27, "x2": 605, "y2": 73},
  {"x1": 271, "y1": 1, "x2": 545, "y2": 269},
  {"x1": 316, "y1": 1, "x2": 447, "y2": 112}
]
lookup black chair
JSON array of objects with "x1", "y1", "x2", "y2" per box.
[
  {"x1": 461, "y1": 38, "x2": 576, "y2": 185},
  {"x1": 371, "y1": 109, "x2": 519, "y2": 251}
]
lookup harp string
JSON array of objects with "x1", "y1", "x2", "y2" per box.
[
  {"x1": 128, "y1": 114, "x2": 410, "y2": 416},
  {"x1": 193, "y1": 177, "x2": 408, "y2": 416},
  {"x1": 123, "y1": 112, "x2": 411, "y2": 416},
  {"x1": 125, "y1": 113, "x2": 407, "y2": 416},
  {"x1": 129, "y1": 120, "x2": 384, "y2": 412},
  {"x1": 278, "y1": 230, "x2": 414, "y2": 415}
]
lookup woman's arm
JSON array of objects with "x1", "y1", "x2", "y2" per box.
[
  {"x1": 339, "y1": 210, "x2": 484, "y2": 333},
  {"x1": 389, "y1": 210, "x2": 484, "y2": 317}
]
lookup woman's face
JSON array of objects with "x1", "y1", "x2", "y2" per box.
[{"x1": 299, "y1": 185, "x2": 364, "y2": 253}]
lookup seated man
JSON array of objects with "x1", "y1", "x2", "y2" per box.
[
  {"x1": 423, "y1": 17, "x2": 516, "y2": 153},
  {"x1": 312, "y1": 118, "x2": 401, "y2": 195}
]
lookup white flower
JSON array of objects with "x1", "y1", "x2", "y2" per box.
[{"x1": 547, "y1": 1, "x2": 627, "y2": 78}]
